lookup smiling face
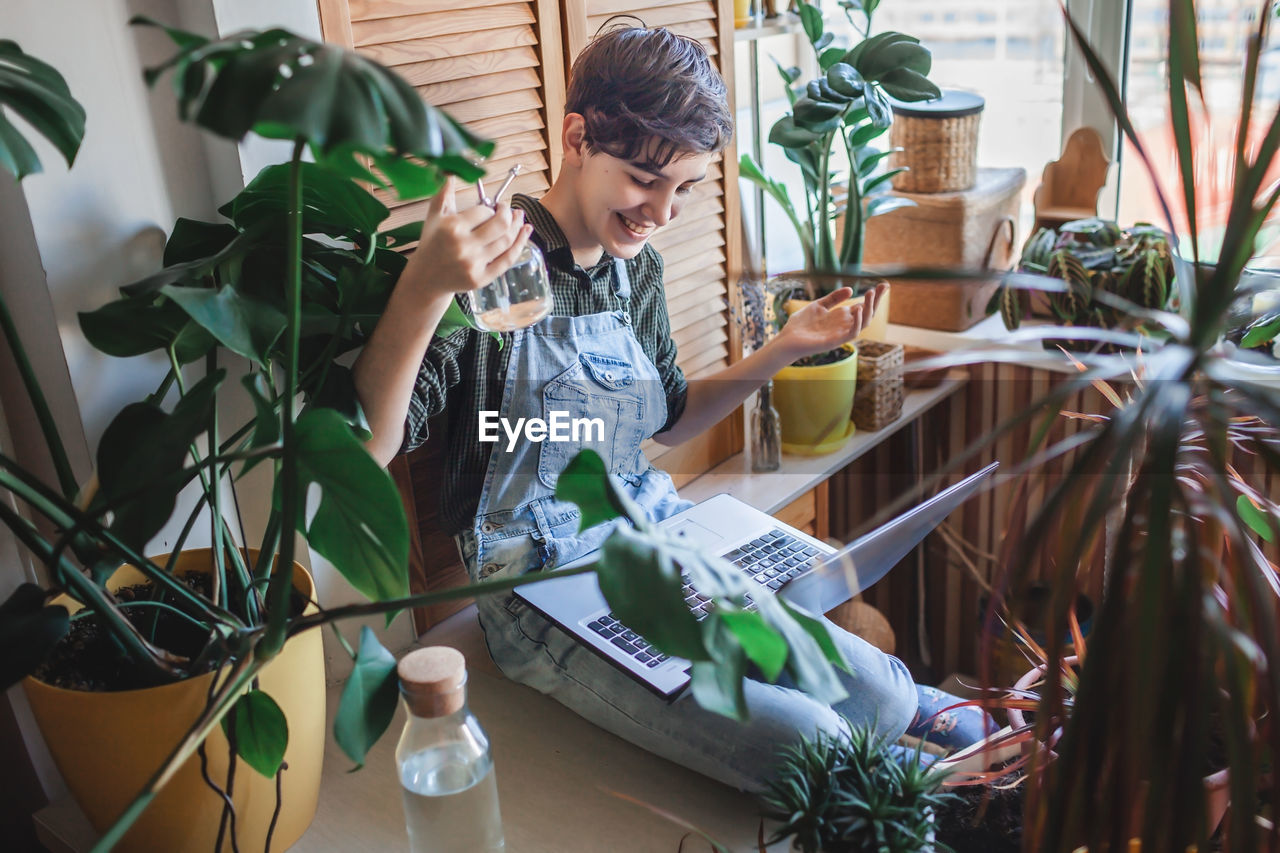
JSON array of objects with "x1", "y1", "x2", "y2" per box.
[{"x1": 543, "y1": 113, "x2": 715, "y2": 268}]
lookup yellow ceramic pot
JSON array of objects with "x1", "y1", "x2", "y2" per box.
[
  {"x1": 772, "y1": 346, "x2": 860, "y2": 455},
  {"x1": 23, "y1": 549, "x2": 325, "y2": 852}
]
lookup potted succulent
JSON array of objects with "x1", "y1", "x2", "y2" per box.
[
  {"x1": 738, "y1": 0, "x2": 939, "y2": 452},
  {"x1": 0, "y1": 21, "x2": 851, "y2": 853},
  {"x1": 760, "y1": 721, "x2": 952, "y2": 853}
]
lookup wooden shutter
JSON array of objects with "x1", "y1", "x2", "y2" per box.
[
  {"x1": 317, "y1": 0, "x2": 568, "y2": 633},
  {"x1": 562, "y1": 0, "x2": 744, "y2": 487},
  {"x1": 317, "y1": 0, "x2": 566, "y2": 230}
]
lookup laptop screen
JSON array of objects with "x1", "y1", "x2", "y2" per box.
[{"x1": 779, "y1": 462, "x2": 999, "y2": 615}]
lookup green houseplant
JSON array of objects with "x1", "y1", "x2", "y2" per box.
[
  {"x1": 737, "y1": 0, "x2": 938, "y2": 453},
  {"x1": 917, "y1": 1, "x2": 1280, "y2": 848},
  {"x1": 739, "y1": 0, "x2": 939, "y2": 277},
  {"x1": 0, "y1": 21, "x2": 850, "y2": 852},
  {"x1": 992, "y1": 216, "x2": 1177, "y2": 348},
  {"x1": 761, "y1": 722, "x2": 952, "y2": 853}
]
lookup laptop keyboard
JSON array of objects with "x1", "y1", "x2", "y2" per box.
[{"x1": 585, "y1": 528, "x2": 824, "y2": 668}]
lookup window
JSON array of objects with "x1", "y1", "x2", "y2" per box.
[
  {"x1": 1115, "y1": 0, "x2": 1280, "y2": 259},
  {"x1": 737, "y1": 0, "x2": 1068, "y2": 272}
]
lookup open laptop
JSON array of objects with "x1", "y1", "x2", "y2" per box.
[{"x1": 516, "y1": 462, "x2": 998, "y2": 698}]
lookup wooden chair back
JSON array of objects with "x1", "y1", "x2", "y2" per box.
[{"x1": 1032, "y1": 126, "x2": 1111, "y2": 232}]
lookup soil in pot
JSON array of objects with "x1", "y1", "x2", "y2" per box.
[
  {"x1": 34, "y1": 571, "x2": 305, "y2": 691},
  {"x1": 933, "y1": 767, "x2": 1026, "y2": 853},
  {"x1": 791, "y1": 346, "x2": 855, "y2": 368}
]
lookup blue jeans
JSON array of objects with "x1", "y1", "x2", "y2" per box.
[{"x1": 459, "y1": 528, "x2": 919, "y2": 793}]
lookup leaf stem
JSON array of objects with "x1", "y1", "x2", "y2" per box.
[
  {"x1": 262, "y1": 137, "x2": 307, "y2": 659},
  {"x1": 0, "y1": 500, "x2": 184, "y2": 678},
  {"x1": 70, "y1": 599, "x2": 213, "y2": 633},
  {"x1": 0, "y1": 288, "x2": 80, "y2": 500}
]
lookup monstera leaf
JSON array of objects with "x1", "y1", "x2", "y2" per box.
[
  {"x1": 133, "y1": 17, "x2": 491, "y2": 196},
  {"x1": 0, "y1": 40, "x2": 85, "y2": 179}
]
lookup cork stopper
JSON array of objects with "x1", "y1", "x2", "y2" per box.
[{"x1": 398, "y1": 646, "x2": 467, "y2": 718}]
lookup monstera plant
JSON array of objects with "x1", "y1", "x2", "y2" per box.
[{"x1": 0, "y1": 21, "x2": 847, "y2": 851}]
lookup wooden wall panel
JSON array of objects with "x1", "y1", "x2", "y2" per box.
[
  {"x1": 319, "y1": 0, "x2": 566, "y2": 225},
  {"x1": 318, "y1": 0, "x2": 566, "y2": 633},
  {"x1": 828, "y1": 365, "x2": 1116, "y2": 682}
]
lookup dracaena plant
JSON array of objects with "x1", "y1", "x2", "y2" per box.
[
  {"x1": 0, "y1": 23, "x2": 848, "y2": 852},
  {"x1": 914, "y1": 1, "x2": 1280, "y2": 848},
  {"x1": 739, "y1": 0, "x2": 939, "y2": 278}
]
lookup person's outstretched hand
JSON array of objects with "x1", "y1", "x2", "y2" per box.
[
  {"x1": 772, "y1": 283, "x2": 887, "y2": 361},
  {"x1": 401, "y1": 177, "x2": 532, "y2": 300}
]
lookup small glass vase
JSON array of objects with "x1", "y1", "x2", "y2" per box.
[{"x1": 752, "y1": 380, "x2": 782, "y2": 473}]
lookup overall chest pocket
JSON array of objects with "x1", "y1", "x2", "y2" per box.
[{"x1": 538, "y1": 352, "x2": 647, "y2": 490}]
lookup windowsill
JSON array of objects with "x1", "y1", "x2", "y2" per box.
[
  {"x1": 681, "y1": 370, "x2": 967, "y2": 514},
  {"x1": 34, "y1": 351, "x2": 972, "y2": 853}
]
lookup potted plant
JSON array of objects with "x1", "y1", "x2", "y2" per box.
[
  {"x1": 0, "y1": 22, "x2": 851, "y2": 852},
  {"x1": 917, "y1": 2, "x2": 1280, "y2": 846},
  {"x1": 738, "y1": 0, "x2": 939, "y2": 452},
  {"x1": 760, "y1": 720, "x2": 952, "y2": 852},
  {"x1": 937, "y1": 613, "x2": 1229, "y2": 849},
  {"x1": 992, "y1": 216, "x2": 1177, "y2": 350}
]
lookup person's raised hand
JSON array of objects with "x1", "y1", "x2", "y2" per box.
[
  {"x1": 772, "y1": 282, "x2": 887, "y2": 361},
  {"x1": 401, "y1": 177, "x2": 532, "y2": 300}
]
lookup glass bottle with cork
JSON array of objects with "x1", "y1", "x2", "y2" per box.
[{"x1": 396, "y1": 646, "x2": 505, "y2": 852}]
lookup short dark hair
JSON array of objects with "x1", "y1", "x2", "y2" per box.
[{"x1": 566, "y1": 23, "x2": 733, "y2": 170}]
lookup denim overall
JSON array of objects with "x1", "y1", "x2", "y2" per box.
[{"x1": 457, "y1": 259, "x2": 920, "y2": 792}]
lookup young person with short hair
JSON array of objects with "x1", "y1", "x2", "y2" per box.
[{"x1": 354, "y1": 24, "x2": 989, "y2": 792}]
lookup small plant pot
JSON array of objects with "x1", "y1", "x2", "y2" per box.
[{"x1": 772, "y1": 346, "x2": 859, "y2": 455}]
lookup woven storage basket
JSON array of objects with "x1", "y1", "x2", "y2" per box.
[
  {"x1": 889, "y1": 90, "x2": 984, "y2": 193},
  {"x1": 851, "y1": 341, "x2": 904, "y2": 431},
  {"x1": 862, "y1": 167, "x2": 1026, "y2": 331}
]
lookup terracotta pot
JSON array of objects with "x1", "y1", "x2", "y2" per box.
[
  {"x1": 23, "y1": 549, "x2": 325, "y2": 852},
  {"x1": 1008, "y1": 656, "x2": 1230, "y2": 839}
]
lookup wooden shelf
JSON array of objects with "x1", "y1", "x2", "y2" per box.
[
  {"x1": 733, "y1": 11, "x2": 802, "y2": 42},
  {"x1": 680, "y1": 373, "x2": 966, "y2": 515}
]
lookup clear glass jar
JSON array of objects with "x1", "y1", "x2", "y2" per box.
[
  {"x1": 396, "y1": 647, "x2": 505, "y2": 853},
  {"x1": 469, "y1": 242, "x2": 552, "y2": 332}
]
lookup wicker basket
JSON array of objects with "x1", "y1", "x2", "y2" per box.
[
  {"x1": 889, "y1": 90, "x2": 984, "y2": 193},
  {"x1": 851, "y1": 341, "x2": 904, "y2": 431},
  {"x1": 863, "y1": 167, "x2": 1026, "y2": 331}
]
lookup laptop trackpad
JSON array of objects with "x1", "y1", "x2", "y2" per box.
[{"x1": 665, "y1": 518, "x2": 724, "y2": 549}]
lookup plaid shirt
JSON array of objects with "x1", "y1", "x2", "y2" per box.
[{"x1": 403, "y1": 194, "x2": 689, "y2": 534}]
